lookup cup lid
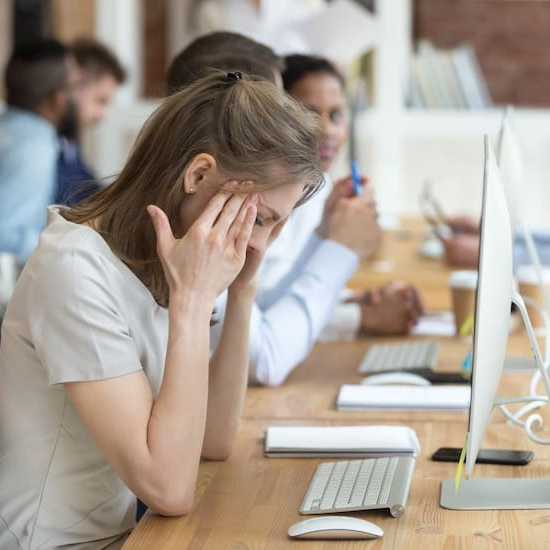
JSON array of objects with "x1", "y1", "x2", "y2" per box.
[{"x1": 449, "y1": 270, "x2": 478, "y2": 289}]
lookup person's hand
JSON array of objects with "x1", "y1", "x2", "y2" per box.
[
  {"x1": 441, "y1": 234, "x2": 479, "y2": 268},
  {"x1": 446, "y1": 215, "x2": 479, "y2": 235},
  {"x1": 349, "y1": 282, "x2": 425, "y2": 336},
  {"x1": 148, "y1": 193, "x2": 257, "y2": 304},
  {"x1": 318, "y1": 177, "x2": 381, "y2": 261},
  {"x1": 317, "y1": 175, "x2": 367, "y2": 239}
]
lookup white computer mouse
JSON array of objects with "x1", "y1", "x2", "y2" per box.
[
  {"x1": 362, "y1": 372, "x2": 431, "y2": 386},
  {"x1": 288, "y1": 516, "x2": 383, "y2": 540}
]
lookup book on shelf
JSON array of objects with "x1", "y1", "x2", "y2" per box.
[{"x1": 408, "y1": 40, "x2": 492, "y2": 110}]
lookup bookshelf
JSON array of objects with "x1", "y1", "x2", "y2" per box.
[{"x1": 355, "y1": 0, "x2": 550, "y2": 227}]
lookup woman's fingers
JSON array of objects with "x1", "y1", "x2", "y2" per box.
[
  {"x1": 147, "y1": 205, "x2": 176, "y2": 259},
  {"x1": 235, "y1": 203, "x2": 257, "y2": 258},
  {"x1": 214, "y1": 194, "x2": 247, "y2": 237},
  {"x1": 228, "y1": 195, "x2": 256, "y2": 237},
  {"x1": 196, "y1": 192, "x2": 232, "y2": 228}
]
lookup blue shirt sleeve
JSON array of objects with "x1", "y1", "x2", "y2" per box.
[{"x1": 0, "y1": 137, "x2": 58, "y2": 261}]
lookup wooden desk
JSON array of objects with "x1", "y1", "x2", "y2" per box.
[{"x1": 124, "y1": 220, "x2": 550, "y2": 550}]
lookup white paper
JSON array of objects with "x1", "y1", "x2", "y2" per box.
[{"x1": 412, "y1": 312, "x2": 455, "y2": 337}]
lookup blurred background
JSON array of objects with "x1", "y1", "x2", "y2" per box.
[{"x1": 2, "y1": 0, "x2": 550, "y2": 224}]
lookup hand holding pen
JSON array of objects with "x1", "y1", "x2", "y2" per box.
[
  {"x1": 351, "y1": 160, "x2": 363, "y2": 197},
  {"x1": 316, "y1": 174, "x2": 380, "y2": 260}
]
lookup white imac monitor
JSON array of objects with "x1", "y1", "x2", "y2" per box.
[
  {"x1": 440, "y1": 136, "x2": 550, "y2": 510},
  {"x1": 466, "y1": 136, "x2": 514, "y2": 478}
]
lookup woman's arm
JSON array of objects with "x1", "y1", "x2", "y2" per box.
[
  {"x1": 65, "y1": 292, "x2": 212, "y2": 516},
  {"x1": 65, "y1": 194, "x2": 257, "y2": 516},
  {"x1": 202, "y1": 285, "x2": 255, "y2": 460}
]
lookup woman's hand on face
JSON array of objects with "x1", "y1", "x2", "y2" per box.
[
  {"x1": 148, "y1": 193, "x2": 258, "y2": 304},
  {"x1": 230, "y1": 217, "x2": 286, "y2": 295}
]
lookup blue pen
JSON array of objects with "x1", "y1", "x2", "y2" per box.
[{"x1": 351, "y1": 160, "x2": 362, "y2": 197}]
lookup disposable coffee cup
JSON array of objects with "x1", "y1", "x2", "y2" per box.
[
  {"x1": 516, "y1": 265, "x2": 550, "y2": 329},
  {"x1": 449, "y1": 270, "x2": 478, "y2": 335}
]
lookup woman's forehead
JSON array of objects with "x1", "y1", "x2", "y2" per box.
[
  {"x1": 291, "y1": 72, "x2": 345, "y2": 105},
  {"x1": 257, "y1": 183, "x2": 305, "y2": 220}
]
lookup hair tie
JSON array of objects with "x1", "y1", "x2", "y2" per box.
[{"x1": 225, "y1": 71, "x2": 242, "y2": 82}]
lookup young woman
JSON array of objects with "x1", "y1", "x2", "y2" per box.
[{"x1": 0, "y1": 71, "x2": 321, "y2": 549}]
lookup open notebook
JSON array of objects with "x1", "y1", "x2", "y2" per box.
[
  {"x1": 337, "y1": 384, "x2": 470, "y2": 412},
  {"x1": 264, "y1": 425, "x2": 420, "y2": 458}
]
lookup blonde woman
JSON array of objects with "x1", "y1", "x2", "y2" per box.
[{"x1": 0, "y1": 71, "x2": 322, "y2": 549}]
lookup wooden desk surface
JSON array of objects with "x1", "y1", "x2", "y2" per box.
[{"x1": 124, "y1": 219, "x2": 550, "y2": 550}]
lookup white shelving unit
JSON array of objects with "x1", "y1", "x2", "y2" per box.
[{"x1": 348, "y1": 0, "x2": 550, "y2": 227}]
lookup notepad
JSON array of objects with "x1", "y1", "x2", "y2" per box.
[
  {"x1": 337, "y1": 384, "x2": 470, "y2": 412},
  {"x1": 264, "y1": 425, "x2": 420, "y2": 458}
]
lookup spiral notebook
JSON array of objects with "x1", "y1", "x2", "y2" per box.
[{"x1": 264, "y1": 425, "x2": 420, "y2": 458}]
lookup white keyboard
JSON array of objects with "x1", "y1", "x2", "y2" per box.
[
  {"x1": 359, "y1": 342, "x2": 439, "y2": 374},
  {"x1": 300, "y1": 456, "x2": 415, "y2": 518}
]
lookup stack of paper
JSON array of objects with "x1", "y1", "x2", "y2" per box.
[
  {"x1": 337, "y1": 385, "x2": 470, "y2": 412},
  {"x1": 264, "y1": 425, "x2": 420, "y2": 458}
]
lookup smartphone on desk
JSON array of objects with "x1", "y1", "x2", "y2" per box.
[
  {"x1": 420, "y1": 371, "x2": 469, "y2": 385},
  {"x1": 432, "y1": 447, "x2": 534, "y2": 466}
]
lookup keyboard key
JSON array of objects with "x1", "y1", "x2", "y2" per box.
[
  {"x1": 348, "y1": 458, "x2": 375, "y2": 507},
  {"x1": 379, "y1": 457, "x2": 399, "y2": 504},
  {"x1": 335, "y1": 460, "x2": 361, "y2": 507},
  {"x1": 320, "y1": 461, "x2": 347, "y2": 509},
  {"x1": 364, "y1": 458, "x2": 389, "y2": 506}
]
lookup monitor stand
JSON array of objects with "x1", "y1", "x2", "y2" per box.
[
  {"x1": 441, "y1": 292, "x2": 550, "y2": 511},
  {"x1": 440, "y1": 479, "x2": 550, "y2": 510}
]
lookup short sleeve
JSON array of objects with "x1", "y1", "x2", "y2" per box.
[{"x1": 30, "y1": 247, "x2": 143, "y2": 384}]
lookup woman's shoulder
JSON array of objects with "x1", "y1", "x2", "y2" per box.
[{"x1": 30, "y1": 207, "x2": 127, "y2": 286}]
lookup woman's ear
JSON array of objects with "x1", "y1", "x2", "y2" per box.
[{"x1": 183, "y1": 153, "x2": 217, "y2": 194}]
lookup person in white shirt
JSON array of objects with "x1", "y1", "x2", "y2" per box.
[
  {"x1": 274, "y1": 54, "x2": 425, "y2": 343},
  {"x1": 167, "y1": 35, "x2": 423, "y2": 387},
  {"x1": 0, "y1": 71, "x2": 323, "y2": 549}
]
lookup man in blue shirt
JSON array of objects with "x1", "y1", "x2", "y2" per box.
[
  {"x1": 57, "y1": 39, "x2": 126, "y2": 206},
  {"x1": 0, "y1": 39, "x2": 80, "y2": 263}
]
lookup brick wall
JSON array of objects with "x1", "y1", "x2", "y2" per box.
[{"x1": 414, "y1": 0, "x2": 550, "y2": 107}]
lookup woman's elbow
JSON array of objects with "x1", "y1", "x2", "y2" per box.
[
  {"x1": 149, "y1": 491, "x2": 194, "y2": 517},
  {"x1": 201, "y1": 443, "x2": 234, "y2": 461}
]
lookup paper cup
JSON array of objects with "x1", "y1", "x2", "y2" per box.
[
  {"x1": 449, "y1": 270, "x2": 478, "y2": 335},
  {"x1": 517, "y1": 265, "x2": 550, "y2": 328}
]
